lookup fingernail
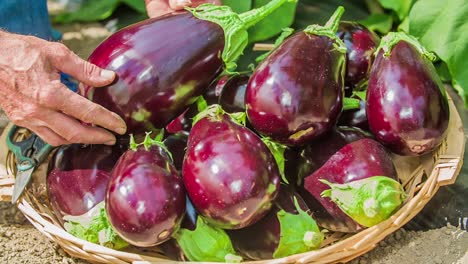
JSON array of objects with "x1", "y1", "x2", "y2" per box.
[
  {"x1": 100, "y1": 70, "x2": 115, "y2": 80},
  {"x1": 116, "y1": 127, "x2": 127, "y2": 135}
]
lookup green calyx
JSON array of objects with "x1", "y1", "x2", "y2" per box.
[
  {"x1": 303, "y1": 6, "x2": 347, "y2": 54},
  {"x1": 63, "y1": 202, "x2": 128, "y2": 250},
  {"x1": 273, "y1": 198, "x2": 323, "y2": 258},
  {"x1": 375, "y1": 31, "x2": 437, "y2": 61},
  {"x1": 192, "y1": 104, "x2": 247, "y2": 127},
  {"x1": 320, "y1": 176, "x2": 407, "y2": 227},
  {"x1": 262, "y1": 137, "x2": 288, "y2": 184},
  {"x1": 173, "y1": 216, "x2": 242, "y2": 262},
  {"x1": 187, "y1": 0, "x2": 297, "y2": 72},
  {"x1": 129, "y1": 130, "x2": 173, "y2": 162}
]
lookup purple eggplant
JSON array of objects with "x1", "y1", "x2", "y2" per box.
[
  {"x1": 366, "y1": 32, "x2": 449, "y2": 156},
  {"x1": 228, "y1": 184, "x2": 323, "y2": 260},
  {"x1": 245, "y1": 7, "x2": 346, "y2": 146},
  {"x1": 106, "y1": 134, "x2": 185, "y2": 247},
  {"x1": 337, "y1": 21, "x2": 380, "y2": 94},
  {"x1": 303, "y1": 138, "x2": 404, "y2": 232},
  {"x1": 82, "y1": 0, "x2": 294, "y2": 135},
  {"x1": 285, "y1": 126, "x2": 371, "y2": 186},
  {"x1": 183, "y1": 105, "x2": 280, "y2": 229},
  {"x1": 47, "y1": 143, "x2": 126, "y2": 217},
  {"x1": 219, "y1": 74, "x2": 249, "y2": 113}
]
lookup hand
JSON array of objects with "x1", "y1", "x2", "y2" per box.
[
  {"x1": 0, "y1": 31, "x2": 127, "y2": 146},
  {"x1": 145, "y1": 0, "x2": 222, "y2": 18}
]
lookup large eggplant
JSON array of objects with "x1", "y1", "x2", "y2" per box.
[
  {"x1": 245, "y1": 7, "x2": 346, "y2": 146},
  {"x1": 228, "y1": 184, "x2": 323, "y2": 260},
  {"x1": 337, "y1": 21, "x2": 380, "y2": 94},
  {"x1": 47, "y1": 143, "x2": 126, "y2": 217},
  {"x1": 82, "y1": 0, "x2": 294, "y2": 135},
  {"x1": 303, "y1": 138, "x2": 404, "y2": 232},
  {"x1": 366, "y1": 32, "x2": 449, "y2": 156},
  {"x1": 106, "y1": 134, "x2": 186, "y2": 247},
  {"x1": 183, "y1": 105, "x2": 280, "y2": 229}
]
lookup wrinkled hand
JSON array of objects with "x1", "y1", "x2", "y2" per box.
[
  {"x1": 145, "y1": 0, "x2": 222, "y2": 18},
  {"x1": 0, "y1": 31, "x2": 127, "y2": 146}
]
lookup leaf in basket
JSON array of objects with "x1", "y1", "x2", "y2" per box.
[
  {"x1": 320, "y1": 176, "x2": 407, "y2": 227},
  {"x1": 64, "y1": 202, "x2": 128, "y2": 250},
  {"x1": 173, "y1": 216, "x2": 242, "y2": 262},
  {"x1": 273, "y1": 198, "x2": 323, "y2": 258}
]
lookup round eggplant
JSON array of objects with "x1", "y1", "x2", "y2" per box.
[
  {"x1": 245, "y1": 7, "x2": 346, "y2": 146},
  {"x1": 366, "y1": 32, "x2": 449, "y2": 156},
  {"x1": 183, "y1": 105, "x2": 280, "y2": 229},
  {"x1": 303, "y1": 138, "x2": 402, "y2": 232},
  {"x1": 106, "y1": 140, "x2": 185, "y2": 247}
]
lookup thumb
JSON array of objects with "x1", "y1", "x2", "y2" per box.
[{"x1": 48, "y1": 43, "x2": 116, "y2": 87}]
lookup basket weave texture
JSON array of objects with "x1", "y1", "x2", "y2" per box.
[{"x1": 0, "y1": 95, "x2": 465, "y2": 264}]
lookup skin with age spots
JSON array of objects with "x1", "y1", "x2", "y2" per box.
[{"x1": 0, "y1": 31, "x2": 127, "y2": 146}]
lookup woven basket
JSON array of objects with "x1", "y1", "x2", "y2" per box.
[{"x1": 0, "y1": 94, "x2": 465, "y2": 264}]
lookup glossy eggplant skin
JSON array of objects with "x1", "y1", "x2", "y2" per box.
[
  {"x1": 47, "y1": 143, "x2": 126, "y2": 217},
  {"x1": 219, "y1": 74, "x2": 249, "y2": 113},
  {"x1": 83, "y1": 13, "x2": 224, "y2": 135},
  {"x1": 228, "y1": 184, "x2": 309, "y2": 260},
  {"x1": 337, "y1": 22, "x2": 380, "y2": 93},
  {"x1": 286, "y1": 126, "x2": 371, "y2": 186},
  {"x1": 367, "y1": 41, "x2": 449, "y2": 156},
  {"x1": 246, "y1": 32, "x2": 344, "y2": 146},
  {"x1": 303, "y1": 138, "x2": 397, "y2": 232},
  {"x1": 183, "y1": 113, "x2": 280, "y2": 229},
  {"x1": 106, "y1": 145, "x2": 186, "y2": 247}
]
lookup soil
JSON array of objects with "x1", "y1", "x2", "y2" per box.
[{"x1": 0, "y1": 17, "x2": 467, "y2": 264}]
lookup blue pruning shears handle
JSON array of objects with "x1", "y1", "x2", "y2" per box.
[{"x1": 6, "y1": 125, "x2": 54, "y2": 171}]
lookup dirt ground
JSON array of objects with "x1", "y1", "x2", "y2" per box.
[{"x1": 0, "y1": 21, "x2": 467, "y2": 264}]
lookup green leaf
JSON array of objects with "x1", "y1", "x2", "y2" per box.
[
  {"x1": 53, "y1": 0, "x2": 120, "y2": 23},
  {"x1": 121, "y1": 0, "x2": 147, "y2": 14},
  {"x1": 262, "y1": 138, "x2": 288, "y2": 183},
  {"x1": 377, "y1": 0, "x2": 414, "y2": 20},
  {"x1": 174, "y1": 217, "x2": 241, "y2": 262},
  {"x1": 255, "y1": 27, "x2": 294, "y2": 63},
  {"x1": 358, "y1": 13, "x2": 393, "y2": 34},
  {"x1": 222, "y1": 0, "x2": 252, "y2": 13},
  {"x1": 64, "y1": 202, "x2": 128, "y2": 250},
  {"x1": 409, "y1": 0, "x2": 468, "y2": 107},
  {"x1": 248, "y1": 0, "x2": 298, "y2": 43},
  {"x1": 320, "y1": 176, "x2": 406, "y2": 227},
  {"x1": 435, "y1": 62, "x2": 452, "y2": 83},
  {"x1": 273, "y1": 198, "x2": 323, "y2": 258},
  {"x1": 188, "y1": 0, "x2": 295, "y2": 72}
]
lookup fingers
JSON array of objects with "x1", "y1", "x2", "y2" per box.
[
  {"x1": 36, "y1": 82, "x2": 127, "y2": 136},
  {"x1": 169, "y1": 0, "x2": 192, "y2": 10},
  {"x1": 31, "y1": 126, "x2": 70, "y2": 147},
  {"x1": 46, "y1": 42, "x2": 116, "y2": 87},
  {"x1": 42, "y1": 109, "x2": 118, "y2": 145}
]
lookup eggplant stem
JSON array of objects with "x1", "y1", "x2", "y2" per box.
[
  {"x1": 239, "y1": 0, "x2": 297, "y2": 29},
  {"x1": 375, "y1": 31, "x2": 437, "y2": 61},
  {"x1": 324, "y1": 6, "x2": 345, "y2": 33}
]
